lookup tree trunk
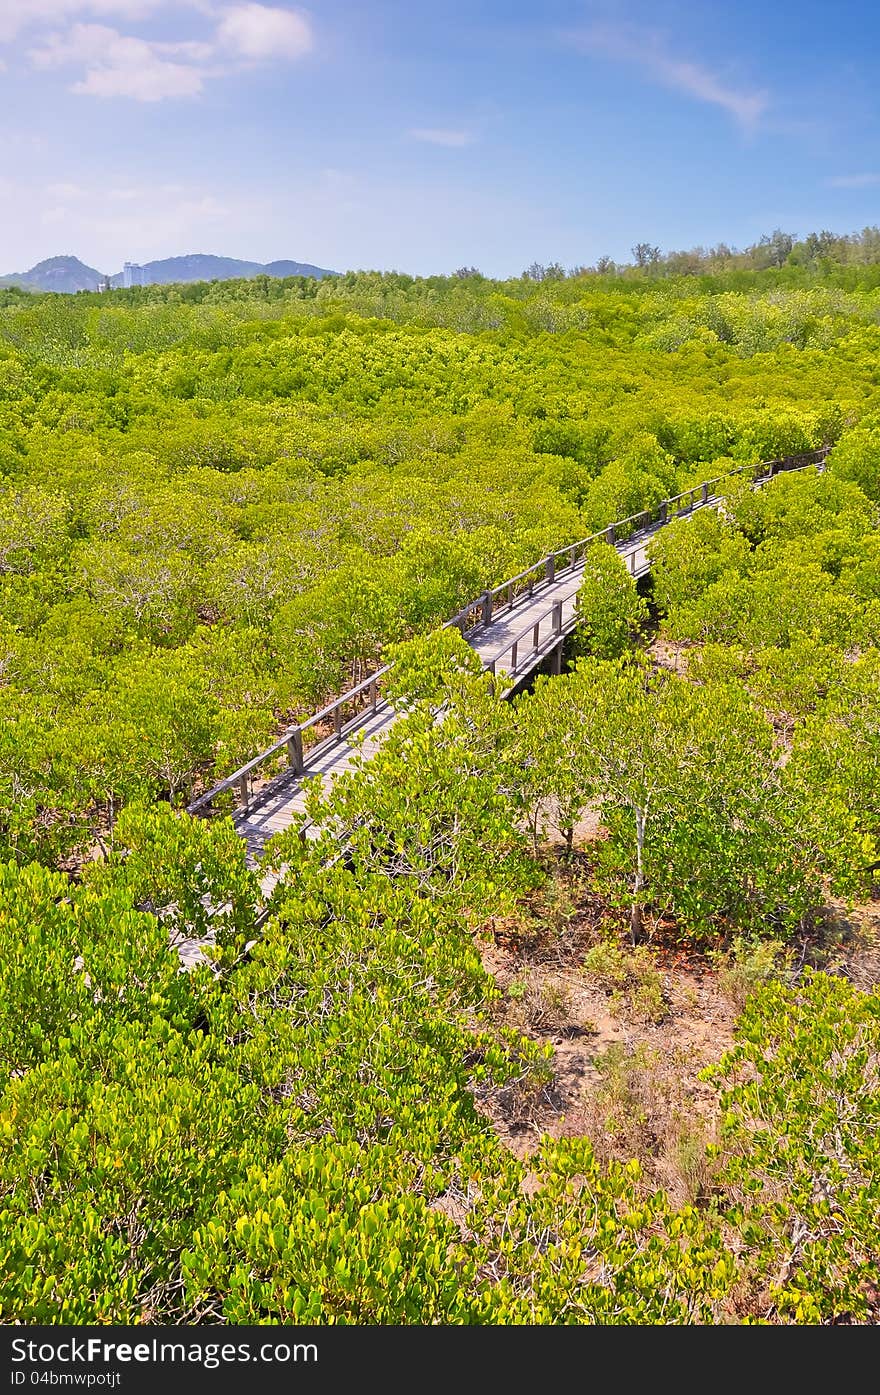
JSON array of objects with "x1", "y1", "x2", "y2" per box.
[
  {"x1": 630, "y1": 899, "x2": 644, "y2": 944},
  {"x1": 631, "y1": 807, "x2": 646, "y2": 944}
]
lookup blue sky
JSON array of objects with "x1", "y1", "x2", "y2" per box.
[{"x1": 1, "y1": 0, "x2": 879, "y2": 276}]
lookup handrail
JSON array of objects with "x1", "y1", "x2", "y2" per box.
[
  {"x1": 487, "y1": 597, "x2": 565, "y2": 681},
  {"x1": 482, "y1": 448, "x2": 829, "y2": 679},
  {"x1": 187, "y1": 665, "x2": 390, "y2": 815},
  {"x1": 187, "y1": 445, "x2": 830, "y2": 817},
  {"x1": 299, "y1": 664, "x2": 391, "y2": 733},
  {"x1": 442, "y1": 447, "x2": 829, "y2": 638}
]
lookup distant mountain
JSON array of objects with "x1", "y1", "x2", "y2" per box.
[
  {"x1": 135, "y1": 254, "x2": 335, "y2": 284},
  {"x1": 0, "y1": 252, "x2": 336, "y2": 293},
  {"x1": 262, "y1": 259, "x2": 333, "y2": 279},
  {"x1": 109, "y1": 254, "x2": 265, "y2": 287},
  {"x1": 0, "y1": 255, "x2": 106, "y2": 293}
]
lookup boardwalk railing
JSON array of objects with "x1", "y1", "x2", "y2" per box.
[
  {"x1": 187, "y1": 666, "x2": 390, "y2": 816},
  {"x1": 445, "y1": 446, "x2": 829, "y2": 634},
  {"x1": 480, "y1": 447, "x2": 829, "y2": 679},
  {"x1": 187, "y1": 445, "x2": 829, "y2": 817}
]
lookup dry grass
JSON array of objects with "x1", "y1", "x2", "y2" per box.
[
  {"x1": 477, "y1": 852, "x2": 880, "y2": 1211},
  {"x1": 476, "y1": 854, "x2": 736, "y2": 1191},
  {"x1": 581, "y1": 938, "x2": 669, "y2": 1023},
  {"x1": 579, "y1": 1041, "x2": 720, "y2": 1204}
]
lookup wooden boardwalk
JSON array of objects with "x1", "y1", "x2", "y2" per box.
[
  {"x1": 233, "y1": 704, "x2": 398, "y2": 860},
  {"x1": 237, "y1": 524, "x2": 660, "y2": 861},
  {"x1": 187, "y1": 449, "x2": 827, "y2": 866},
  {"x1": 213, "y1": 504, "x2": 696, "y2": 860}
]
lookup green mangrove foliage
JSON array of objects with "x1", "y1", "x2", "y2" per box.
[
  {"x1": 2, "y1": 736, "x2": 877, "y2": 1323},
  {"x1": 0, "y1": 266, "x2": 875, "y2": 862},
  {"x1": 1, "y1": 269, "x2": 879, "y2": 1325}
]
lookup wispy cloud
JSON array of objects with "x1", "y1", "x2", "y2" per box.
[
  {"x1": 566, "y1": 22, "x2": 769, "y2": 131},
  {"x1": 45, "y1": 179, "x2": 87, "y2": 197},
  {"x1": 826, "y1": 172, "x2": 880, "y2": 188},
  {"x1": 38, "y1": 178, "x2": 230, "y2": 256},
  {"x1": 409, "y1": 127, "x2": 475, "y2": 148}
]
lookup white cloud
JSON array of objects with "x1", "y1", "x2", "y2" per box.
[
  {"x1": 0, "y1": 1, "x2": 173, "y2": 44},
  {"x1": 20, "y1": 4, "x2": 312, "y2": 100},
  {"x1": 827, "y1": 172, "x2": 880, "y2": 189},
  {"x1": 29, "y1": 23, "x2": 207, "y2": 99},
  {"x1": 568, "y1": 23, "x2": 768, "y2": 130},
  {"x1": 216, "y1": 4, "x2": 312, "y2": 61},
  {"x1": 74, "y1": 60, "x2": 204, "y2": 99},
  {"x1": 410, "y1": 128, "x2": 475, "y2": 148}
]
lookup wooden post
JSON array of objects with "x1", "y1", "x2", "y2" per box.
[
  {"x1": 545, "y1": 555, "x2": 555, "y2": 584},
  {"x1": 551, "y1": 642, "x2": 563, "y2": 675},
  {"x1": 701, "y1": 481, "x2": 709, "y2": 504},
  {"x1": 533, "y1": 621, "x2": 540, "y2": 651},
  {"x1": 552, "y1": 600, "x2": 563, "y2": 635},
  {"x1": 334, "y1": 704, "x2": 343, "y2": 740},
  {"x1": 660, "y1": 500, "x2": 667, "y2": 525},
  {"x1": 237, "y1": 774, "x2": 249, "y2": 808},
  {"x1": 370, "y1": 680, "x2": 378, "y2": 713},
  {"x1": 481, "y1": 590, "x2": 493, "y2": 625},
  {"x1": 511, "y1": 640, "x2": 518, "y2": 672},
  {"x1": 607, "y1": 524, "x2": 616, "y2": 545},
  {"x1": 287, "y1": 728, "x2": 304, "y2": 775}
]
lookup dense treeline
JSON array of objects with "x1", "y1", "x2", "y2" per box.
[
  {"x1": 575, "y1": 223, "x2": 880, "y2": 279},
  {"x1": 1, "y1": 267, "x2": 879, "y2": 1323}
]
